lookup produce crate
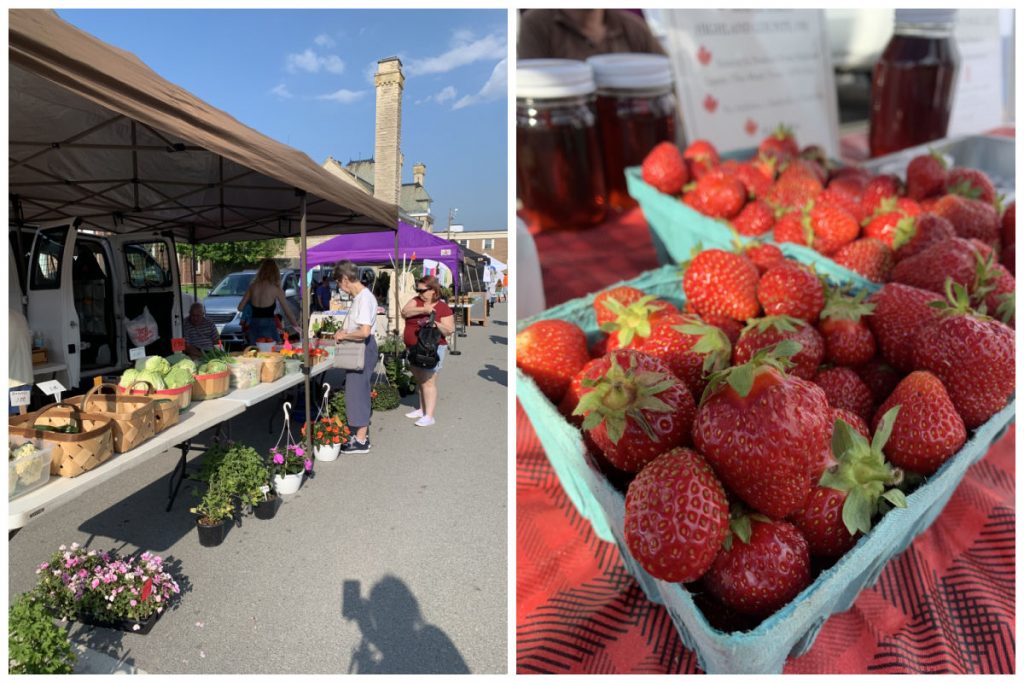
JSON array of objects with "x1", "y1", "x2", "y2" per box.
[
  {"x1": 516, "y1": 263, "x2": 1016, "y2": 674},
  {"x1": 9, "y1": 402, "x2": 115, "y2": 479},
  {"x1": 8, "y1": 438, "x2": 54, "y2": 499},
  {"x1": 191, "y1": 370, "x2": 231, "y2": 400},
  {"x1": 66, "y1": 383, "x2": 157, "y2": 453}
]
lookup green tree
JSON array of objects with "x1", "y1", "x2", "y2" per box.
[{"x1": 188, "y1": 239, "x2": 286, "y2": 269}]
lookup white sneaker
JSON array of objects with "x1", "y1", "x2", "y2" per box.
[
  {"x1": 414, "y1": 415, "x2": 435, "y2": 427},
  {"x1": 405, "y1": 408, "x2": 424, "y2": 419}
]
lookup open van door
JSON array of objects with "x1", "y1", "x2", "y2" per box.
[{"x1": 26, "y1": 223, "x2": 80, "y2": 387}]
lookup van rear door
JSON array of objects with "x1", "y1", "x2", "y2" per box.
[{"x1": 26, "y1": 223, "x2": 80, "y2": 387}]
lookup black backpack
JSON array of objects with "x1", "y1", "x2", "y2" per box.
[{"x1": 408, "y1": 311, "x2": 442, "y2": 369}]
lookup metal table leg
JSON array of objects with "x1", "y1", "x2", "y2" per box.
[{"x1": 166, "y1": 439, "x2": 190, "y2": 512}]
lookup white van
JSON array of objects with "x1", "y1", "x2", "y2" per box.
[{"x1": 10, "y1": 219, "x2": 183, "y2": 390}]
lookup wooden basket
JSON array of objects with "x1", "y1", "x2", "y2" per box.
[
  {"x1": 123, "y1": 381, "x2": 179, "y2": 433},
  {"x1": 258, "y1": 354, "x2": 285, "y2": 383},
  {"x1": 66, "y1": 383, "x2": 157, "y2": 453},
  {"x1": 9, "y1": 402, "x2": 114, "y2": 478},
  {"x1": 192, "y1": 370, "x2": 231, "y2": 400},
  {"x1": 122, "y1": 381, "x2": 192, "y2": 413}
]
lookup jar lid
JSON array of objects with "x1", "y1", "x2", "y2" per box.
[
  {"x1": 894, "y1": 9, "x2": 957, "y2": 27},
  {"x1": 586, "y1": 53, "x2": 674, "y2": 90},
  {"x1": 517, "y1": 59, "x2": 595, "y2": 99}
]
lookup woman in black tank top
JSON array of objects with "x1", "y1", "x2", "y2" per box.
[{"x1": 238, "y1": 260, "x2": 299, "y2": 343}]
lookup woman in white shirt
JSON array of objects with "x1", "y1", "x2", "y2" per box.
[{"x1": 332, "y1": 260, "x2": 378, "y2": 454}]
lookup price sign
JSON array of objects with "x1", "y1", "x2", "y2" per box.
[
  {"x1": 37, "y1": 380, "x2": 66, "y2": 397},
  {"x1": 129, "y1": 346, "x2": 147, "y2": 361},
  {"x1": 171, "y1": 337, "x2": 186, "y2": 353},
  {"x1": 9, "y1": 390, "x2": 31, "y2": 407}
]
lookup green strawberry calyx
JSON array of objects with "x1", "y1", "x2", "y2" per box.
[
  {"x1": 995, "y1": 292, "x2": 1015, "y2": 325},
  {"x1": 722, "y1": 504, "x2": 771, "y2": 551},
  {"x1": 770, "y1": 123, "x2": 794, "y2": 141},
  {"x1": 672, "y1": 321, "x2": 732, "y2": 375},
  {"x1": 970, "y1": 251, "x2": 1012, "y2": 322},
  {"x1": 700, "y1": 339, "x2": 801, "y2": 404},
  {"x1": 599, "y1": 295, "x2": 665, "y2": 347},
  {"x1": 820, "y1": 287, "x2": 875, "y2": 323},
  {"x1": 819, "y1": 407, "x2": 907, "y2": 537},
  {"x1": 573, "y1": 354, "x2": 676, "y2": 445},
  {"x1": 742, "y1": 314, "x2": 805, "y2": 336},
  {"x1": 889, "y1": 214, "x2": 919, "y2": 251},
  {"x1": 927, "y1": 148, "x2": 948, "y2": 169},
  {"x1": 946, "y1": 177, "x2": 983, "y2": 201},
  {"x1": 799, "y1": 199, "x2": 817, "y2": 247},
  {"x1": 929, "y1": 278, "x2": 993, "y2": 321}
]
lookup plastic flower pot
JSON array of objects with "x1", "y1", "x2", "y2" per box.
[
  {"x1": 314, "y1": 443, "x2": 341, "y2": 462},
  {"x1": 196, "y1": 518, "x2": 228, "y2": 547},
  {"x1": 76, "y1": 609, "x2": 162, "y2": 634},
  {"x1": 273, "y1": 472, "x2": 303, "y2": 495},
  {"x1": 253, "y1": 494, "x2": 280, "y2": 520}
]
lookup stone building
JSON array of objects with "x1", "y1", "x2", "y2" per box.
[{"x1": 446, "y1": 229, "x2": 508, "y2": 266}]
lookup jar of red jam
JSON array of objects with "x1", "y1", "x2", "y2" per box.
[
  {"x1": 517, "y1": 59, "x2": 606, "y2": 233},
  {"x1": 869, "y1": 9, "x2": 959, "y2": 157},
  {"x1": 587, "y1": 53, "x2": 677, "y2": 211}
]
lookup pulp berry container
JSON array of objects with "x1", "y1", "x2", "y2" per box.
[{"x1": 515, "y1": 263, "x2": 1016, "y2": 674}]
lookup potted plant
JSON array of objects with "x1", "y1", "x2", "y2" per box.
[
  {"x1": 32, "y1": 543, "x2": 181, "y2": 633},
  {"x1": 267, "y1": 444, "x2": 312, "y2": 495},
  {"x1": 8, "y1": 592, "x2": 76, "y2": 674},
  {"x1": 217, "y1": 444, "x2": 273, "y2": 514},
  {"x1": 190, "y1": 475, "x2": 234, "y2": 547},
  {"x1": 329, "y1": 392, "x2": 348, "y2": 424},
  {"x1": 317, "y1": 316, "x2": 340, "y2": 339},
  {"x1": 371, "y1": 385, "x2": 401, "y2": 411},
  {"x1": 379, "y1": 334, "x2": 404, "y2": 366}
]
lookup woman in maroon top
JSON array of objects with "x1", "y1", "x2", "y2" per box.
[{"x1": 401, "y1": 275, "x2": 456, "y2": 427}]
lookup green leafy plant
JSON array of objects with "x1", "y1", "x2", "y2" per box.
[
  {"x1": 385, "y1": 356, "x2": 417, "y2": 396},
  {"x1": 190, "y1": 474, "x2": 234, "y2": 525},
  {"x1": 316, "y1": 317, "x2": 340, "y2": 336},
  {"x1": 189, "y1": 240, "x2": 286, "y2": 269},
  {"x1": 217, "y1": 445, "x2": 271, "y2": 509},
  {"x1": 8, "y1": 593, "x2": 75, "y2": 674},
  {"x1": 191, "y1": 439, "x2": 232, "y2": 484},
  {"x1": 379, "y1": 334, "x2": 404, "y2": 356},
  {"x1": 371, "y1": 384, "x2": 401, "y2": 411},
  {"x1": 329, "y1": 392, "x2": 348, "y2": 424}
]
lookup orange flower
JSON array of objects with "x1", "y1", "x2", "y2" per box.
[
  {"x1": 344, "y1": 427, "x2": 351, "y2": 435},
  {"x1": 332, "y1": 436, "x2": 340, "y2": 444},
  {"x1": 316, "y1": 431, "x2": 324, "y2": 439}
]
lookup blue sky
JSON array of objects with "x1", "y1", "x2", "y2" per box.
[{"x1": 58, "y1": 9, "x2": 508, "y2": 231}]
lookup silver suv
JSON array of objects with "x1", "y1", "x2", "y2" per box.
[{"x1": 202, "y1": 269, "x2": 301, "y2": 348}]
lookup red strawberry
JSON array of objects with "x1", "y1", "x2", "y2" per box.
[
  {"x1": 599, "y1": 294, "x2": 680, "y2": 350},
  {"x1": 972, "y1": 255, "x2": 1015, "y2": 325},
  {"x1": 702, "y1": 313, "x2": 744, "y2": 345},
  {"x1": 866, "y1": 283, "x2": 943, "y2": 372},
  {"x1": 593, "y1": 285, "x2": 646, "y2": 326},
  {"x1": 808, "y1": 407, "x2": 870, "y2": 485},
  {"x1": 906, "y1": 151, "x2": 948, "y2": 201},
  {"x1": 806, "y1": 198, "x2": 860, "y2": 256},
  {"x1": 559, "y1": 356, "x2": 604, "y2": 423},
  {"x1": 818, "y1": 289, "x2": 877, "y2": 367},
  {"x1": 819, "y1": 186, "x2": 866, "y2": 223},
  {"x1": 574, "y1": 350, "x2": 696, "y2": 472},
  {"x1": 930, "y1": 194, "x2": 1000, "y2": 246},
  {"x1": 756, "y1": 262, "x2": 825, "y2": 322},
  {"x1": 872, "y1": 371, "x2": 967, "y2": 474},
  {"x1": 772, "y1": 209, "x2": 809, "y2": 246},
  {"x1": 781, "y1": 158, "x2": 827, "y2": 185},
  {"x1": 832, "y1": 238, "x2": 894, "y2": 282},
  {"x1": 892, "y1": 212, "x2": 957, "y2": 262},
  {"x1": 733, "y1": 315, "x2": 824, "y2": 381},
  {"x1": 911, "y1": 283, "x2": 1015, "y2": 429},
  {"x1": 863, "y1": 199, "x2": 915, "y2": 247},
  {"x1": 1001, "y1": 242, "x2": 1014, "y2": 276},
  {"x1": 691, "y1": 170, "x2": 747, "y2": 219},
  {"x1": 683, "y1": 139, "x2": 720, "y2": 180},
  {"x1": 1001, "y1": 201, "x2": 1015, "y2": 249},
  {"x1": 757, "y1": 124, "x2": 800, "y2": 162},
  {"x1": 813, "y1": 366, "x2": 873, "y2": 423},
  {"x1": 732, "y1": 161, "x2": 775, "y2": 199},
  {"x1": 683, "y1": 249, "x2": 760, "y2": 321},
  {"x1": 832, "y1": 407, "x2": 870, "y2": 439},
  {"x1": 703, "y1": 516, "x2": 811, "y2": 616},
  {"x1": 638, "y1": 315, "x2": 732, "y2": 399},
  {"x1": 800, "y1": 144, "x2": 829, "y2": 168},
  {"x1": 854, "y1": 359, "x2": 904, "y2": 408},
  {"x1": 742, "y1": 242, "x2": 786, "y2": 275},
  {"x1": 766, "y1": 174, "x2": 823, "y2": 212},
  {"x1": 889, "y1": 237, "x2": 992, "y2": 301},
  {"x1": 862, "y1": 174, "x2": 903, "y2": 215},
  {"x1": 945, "y1": 167, "x2": 996, "y2": 204},
  {"x1": 732, "y1": 200, "x2": 775, "y2": 236},
  {"x1": 624, "y1": 447, "x2": 729, "y2": 582},
  {"x1": 694, "y1": 341, "x2": 831, "y2": 518},
  {"x1": 641, "y1": 141, "x2": 689, "y2": 195},
  {"x1": 517, "y1": 319, "x2": 590, "y2": 403}
]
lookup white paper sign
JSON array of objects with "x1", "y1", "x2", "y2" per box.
[
  {"x1": 661, "y1": 9, "x2": 841, "y2": 157},
  {"x1": 129, "y1": 346, "x2": 146, "y2": 361},
  {"x1": 948, "y1": 10, "x2": 1005, "y2": 136},
  {"x1": 9, "y1": 390, "x2": 31, "y2": 407},
  {"x1": 36, "y1": 380, "x2": 66, "y2": 397}
]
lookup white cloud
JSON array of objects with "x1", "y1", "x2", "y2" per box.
[
  {"x1": 313, "y1": 34, "x2": 335, "y2": 48},
  {"x1": 286, "y1": 48, "x2": 345, "y2": 75},
  {"x1": 417, "y1": 85, "x2": 458, "y2": 105},
  {"x1": 270, "y1": 83, "x2": 293, "y2": 99},
  {"x1": 315, "y1": 89, "x2": 367, "y2": 104},
  {"x1": 405, "y1": 31, "x2": 506, "y2": 76},
  {"x1": 453, "y1": 59, "x2": 506, "y2": 110}
]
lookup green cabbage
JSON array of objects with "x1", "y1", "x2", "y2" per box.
[
  {"x1": 118, "y1": 368, "x2": 140, "y2": 388},
  {"x1": 172, "y1": 358, "x2": 197, "y2": 375},
  {"x1": 137, "y1": 370, "x2": 166, "y2": 390},
  {"x1": 143, "y1": 356, "x2": 171, "y2": 376},
  {"x1": 164, "y1": 367, "x2": 193, "y2": 389},
  {"x1": 204, "y1": 360, "x2": 228, "y2": 374}
]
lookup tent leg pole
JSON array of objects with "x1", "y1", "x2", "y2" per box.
[
  {"x1": 299, "y1": 192, "x2": 312, "y2": 453},
  {"x1": 191, "y1": 240, "x2": 198, "y2": 299},
  {"x1": 393, "y1": 228, "x2": 400, "y2": 337},
  {"x1": 449, "y1": 273, "x2": 461, "y2": 355}
]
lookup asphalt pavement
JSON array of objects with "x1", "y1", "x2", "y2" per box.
[{"x1": 7, "y1": 303, "x2": 509, "y2": 674}]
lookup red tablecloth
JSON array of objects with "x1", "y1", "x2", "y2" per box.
[{"x1": 518, "y1": 207, "x2": 1016, "y2": 674}]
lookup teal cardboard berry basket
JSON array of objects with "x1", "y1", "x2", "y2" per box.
[{"x1": 516, "y1": 263, "x2": 1015, "y2": 674}]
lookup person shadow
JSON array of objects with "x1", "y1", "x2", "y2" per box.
[
  {"x1": 477, "y1": 364, "x2": 507, "y2": 387},
  {"x1": 342, "y1": 576, "x2": 470, "y2": 674}
]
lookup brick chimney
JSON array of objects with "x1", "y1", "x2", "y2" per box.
[
  {"x1": 412, "y1": 162, "x2": 426, "y2": 187},
  {"x1": 373, "y1": 57, "x2": 404, "y2": 206}
]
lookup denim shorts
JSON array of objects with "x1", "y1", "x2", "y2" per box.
[{"x1": 429, "y1": 345, "x2": 447, "y2": 373}]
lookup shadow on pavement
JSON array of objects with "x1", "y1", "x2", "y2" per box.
[
  {"x1": 477, "y1": 364, "x2": 507, "y2": 387},
  {"x1": 341, "y1": 576, "x2": 470, "y2": 674},
  {"x1": 489, "y1": 335, "x2": 507, "y2": 345}
]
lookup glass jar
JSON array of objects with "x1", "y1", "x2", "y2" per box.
[
  {"x1": 869, "y1": 9, "x2": 959, "y2": 157},
  {"x1": 517, "y1": 59, "x2": 606, "y2": 233},
  {"x1": 588, "y1": 53, "x2": 677, "y2": 211}
]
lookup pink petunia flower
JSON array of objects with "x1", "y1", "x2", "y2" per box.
[
  {"x1": 273, "y1": 453, "x2": 285, "y2": 465},
  {"x1": 304, "y1": 459, "x2": 313, "y2": 471},
  {"x1": 294, "y1": 447, "x2": 305, "y2": 457}
]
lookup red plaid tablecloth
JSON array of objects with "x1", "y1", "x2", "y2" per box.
[{"x1": 517, "y1": 206, "x2": 1016, "y2": 674}]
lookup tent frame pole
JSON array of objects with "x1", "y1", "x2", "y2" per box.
[
  {"x1": 393, "y1": 228, "x2": 400, "y2": 337},
  {"x1": 449, "y1": 252, "x2": 462, "y2": 355},
  {"x1": 299, "y1": 191, "x2": 311, "y2": 452}
]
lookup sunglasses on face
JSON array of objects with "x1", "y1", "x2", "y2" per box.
[{"x1": 416, "y1": 289, "x2": 429, "y2": 294}]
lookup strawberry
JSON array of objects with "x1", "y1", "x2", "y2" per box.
[
  {"x1": 800, "y1": 144, "x2": 829, "y2": 168},
  {"x1": 637, "y1": 316, "x2": 732, "y2": 399},
  {"x1": 861, "y1": 174, "x2": 903, "y2": 216},
  {"x1": 516, "y1": 319, "x2": 591, "y2": 403},
  {"x1": 690, "y1": 170, "x2": 747, "y2": 219},
  {"x1": 624, "y1": 447, "x2": 729, "y2": 582},
  {"x1": 702, "y1": 313, "x2": 744, "y2": 345},
  {"x1": 832, "y1": 238, "x2": 894, "y2": 282},
  {"x1": 791, "y1": 409, "x2": 907, "y2": 558},
  {"x1": 972, "y1": 254, "x2": 1015, "y2": 325},
  {"x1": 819, "y1": 186, "x2": 866, "y2": 223},
  {"x1": 559, "y1": 356, "x2": 604, "y2": 423},
  {"x1": 808, "y1": 407, "x2": 870, "y2": 485},
  {"x1": 854, "y1": 359, "x2": 904, "y2": 408},
  {"x1": 911, "y1": 282, "x2": 1015, "y2": 429},
  {"x1": 731, "y1": 200, "x2": 775, "y2": 236},
  {"x1": 733, "y1": 315, "x2": 824, "y2": 380},
  {"x1": 593, "y1": 285, "x2": 647, "y2": 326},
  {"x1": 703, "y1": 515, "x2": 811, "y2": 616},
  {"x1": 683, "y1": 139, "x2": 720, "y2": 180},
  {"x1": 683, "y1": 249, "x2": 760, "y2": 321},
  {"x1": 872, "y1": 371, "x2": 967, "y2": 475},
  {"x1": 781, "y1": 158, "x2": 827, "y2": 185},
  {"x1": 756, "y1": 262, "x2": 825, "y2": 322},
  {"x1": 742, "y1": 241, "x2": 786, "y2": 275},
  {"x1": 818, "y1": 288, "x2": 877, "y2": 367},
  {"x1": 599, "y1": 294, "x2": 680, "y2": 350},
  {"x1": 813, "y1": 366, "x2": 873, "y2": 423},
  {"x1": 863, "y1": 198, "x2": 916, "y2": 247},
  {"x1": 641, "y1": 141, "x2": 689, "y2": 195},
  {"x1": 832, "y1": 407, "x2": 870, "y2": 439},
  {"x1": 1001, "y1": 242, "x2": 1014, "y2": 276},
  {"x1": 806, "y1": 198, "x2": 860, "y2": 255},
  {"x1": 890, "y1": 237, "x2": 999, "y2": 305},
  {"x1": 772, "y1": 209, "x2": 808, "y2": 246},
  {"x1": 944, "y1": 167, "x2": 997, "y2": 204},
  {"x1": 574, "y1": 349, "x2": 696, "y2": 472},
  {"x1": 929, "y1": 194, "x2": 1000, "y2": 246},
  {"x1": 866, "y1": 283, "x2": 944, "y2": 372},
  {"x1": 905, "y1": 151, "x2": 948, "y2": 201},
  {"x1": 694, "y1": 341, "x2": 831, "y2": 518},
  {"x1": 757, "y1": 124, "x2": 800, "y2": 162},
  {"x1": 892, "y1": 212, "x2": 957, "y2": 262},
  {"x1": 1001, "y1": 200, "x2": 1015, "y2": 249},
  {"x1": 732, "y1": 161, "x2": 775, "y2": 199},
  {"x1": 765, "y1": 174, "x2": 823, "y2": 212}
]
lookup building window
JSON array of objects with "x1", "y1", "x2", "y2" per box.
[
  {"x1": 483, "y1": 239, "x2": 495, "y2": 250},
  {"x1": 457, "y1": 239, "x2": 470, "y2": 248}
]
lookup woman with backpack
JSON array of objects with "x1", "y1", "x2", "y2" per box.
[{"x1": 401, "y1": 275, "x2": 456, "y2": 427}]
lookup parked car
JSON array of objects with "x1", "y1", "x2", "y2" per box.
[{"x1": 202, "y1": 269, "x2": 301, "y2": 348}]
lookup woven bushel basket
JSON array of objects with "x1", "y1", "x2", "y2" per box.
[
  {"x1": 123, "y1": 380, "x2": 179, "y2": 433},
  {"x1": 192, "y1": 370, "x2": 231, "y2": 400},
  {"x1": 67, "y1": 383, "x2": 157, "y2": 453},
  {"x1": 259, "y1": 355, "x2": 285, "y2": 383},
  {"x1": 9, "y1": 402, "x2": 114, "y2": 478}
]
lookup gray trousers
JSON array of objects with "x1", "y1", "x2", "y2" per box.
[{"x1": 343, "y1": 335, "x2": 378, "y2": 430}]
